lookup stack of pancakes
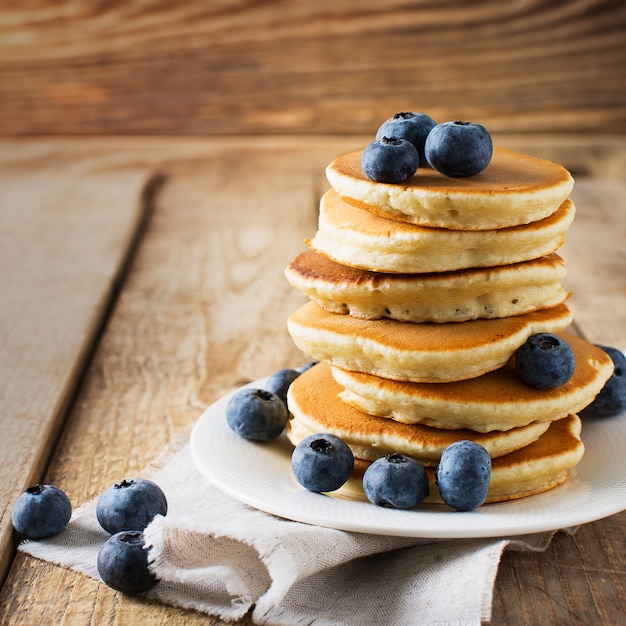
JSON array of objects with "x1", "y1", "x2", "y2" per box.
[{"x1": 284, "y1": 146, "x2": 613, "y2": 504}]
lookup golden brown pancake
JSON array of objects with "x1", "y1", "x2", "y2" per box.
[
  {"x1": 331, "y1": 332, "x2": 613, "y2": 431},
  {"x1": 326, "y1": 146, "x2": 574, "y2": 230},
  {"x1": 308, "y1": 189, "x2": 575, "y2": 273},
  {"x1": 343, "y1": 415, "x2": 584, "y2": 504},
  {"x1": 285, "y1": 363, "x2": 551, "y2": 465},
  {"x1": 285, "y1": 250, "x2": 569, "y2": 323},
  {"x1": 286, "y1": 365, "x2": 584, "y2": 504},
  {"x1": 287, "y1": 300, "x2": 573, "y2": 382}
]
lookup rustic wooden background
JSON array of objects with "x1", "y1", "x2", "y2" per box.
[
  {"x1": 1, "y1": 2, "x2": 625, "y2": 624},
  {"x1": 0, "y1": 0, "x2": 624, "y2": 137}
]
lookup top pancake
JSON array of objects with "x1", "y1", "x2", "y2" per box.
[{"x1": 326, "y1": 146, "x2": 574, "y2": 230}]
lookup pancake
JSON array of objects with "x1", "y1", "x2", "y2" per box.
[
  {"x1": 326, "y1": 146, "x2": 574, "y2": 230},
  {"x1": 331, "y1": 332, "x2": 614, "y2": 431},
  {"x1": 285, "y1": 363, "x2": 551, "y2": 465},
  {"x1": 285, "y1": 250, "x2": 569, "y2": 323},
  {"x1": 287, "y1": 300, "x2": 573, "y2": 382},
  {"x1": 342, "y1": 414, "x2": 584, "y2": 504},
  {"x1": 307, "y1": 189, "x2": 575, "y2": 273}
]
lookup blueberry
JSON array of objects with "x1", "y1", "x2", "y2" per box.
[
  {"x1": 291, "y1": 433, "x2": 354, "y2": 492},
  {"x1": 596, "y1": 345, "x2": 626, "y2": 371},
  {"x1": 265, "y1": 368, "x2": 301, "y2": 403},
  {"x1": 226, "y1": 387, "x2": 289, "y2": 440},
  {"x1": 361, "y1": 137, "x2": 419, "y2": 184},
  {"x1": 96, "y1": 478, "x2": 167, "y2": 535},
  {"x1": 97, "y1": 530, "x2": 158, "y2": 594},
  {"x1": 11, "y1": 484, "x2": 72, "y2": 539},
  {"x1": 515, "y1": 333, "x2": 576, "y2": 389},
  {"x1": 435, "y1": 441, "x2": 491, "y2": 511},
  {"x1": 581, "y1": 345, "x2": 626, "y2": 417},
  {"x1": 375, "y1": 112, "x2": 436, "y2": 163},
  {"x1": 362, "y1": 453, "x2": 429, "y2": 509},
  {"x1": 425, "y1": 121, "x2": 493, "y2": 177}
]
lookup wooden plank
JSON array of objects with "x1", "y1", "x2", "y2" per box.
[
  {"x1": 0, "y1": 136, "x2": 624, "y2": 624},
  {"x1": 558, "y1": 178, "x2": 626, "y2": 347},
  {"x1": 0, "y1": 144, "x2": 326, "y2": 625},
  {"x1": 0, "y1": 168, "x2": 154, "y2": 585},
  {"x1": 0, "y1": 0, "x2": 624, "y2": 135},
  {"x1": 493, "y1": 511, "x2": 626, "y2": 625}
]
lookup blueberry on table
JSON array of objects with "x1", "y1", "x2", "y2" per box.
[
  {"x1": 291, "y1": 433, "x2": 354, "y2": 492},
  {"x1": 265, "y1": 368, "x2": 301, "y2": 404},
  {"x1": 515, "y1": 333, "x2": 575, "y2": 389},
  {"x1": 375, "y1": 111, "x2": 436, "y2": 162},
  {"x1": 361, "y1": 137, "x2": 419, "y2": 184},
  {"x1": 363, "y1": 453, "x2": 429, "y2": 509},
  {"x1": 226, "y1": 387, "x2": 289, "y2": 440},
  {"x1": 425, "y1": 120, "x2": 493, "y2": 177},
  {"x1": 11, "y1": 484, "x2": 72, "y2": 539},
  {"x1": 97, "y1": 530, "x2": 158, "y2": 594},
  {"x1": 96, "y1": 478, "x2": 168, "y2": 535},
  {"x1": 581, "y1": 345, "x2": 626, "y2": 417},
  {"x1": 435, "y1": 441, "x2": 491, "y2": 511}
]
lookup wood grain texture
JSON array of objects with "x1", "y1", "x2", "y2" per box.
[
  {"x1": 559, "y1": 179, "x2": 626, "y2": 347},
  {"x1": 0, "y1": 136, "x2": 624, "y2": 624},
  {"x1": 0, "y1": 141, "x2": 324, "y2": 625},
  {"x1": 0, "y1": 168, "x2": 153, "y2": 587},
  {"x1": 493, "y1": 512, "x2": 626, "y2": 625},
  {"x1": 0, "y1": 0, "x2": 625, "y2": 136}
]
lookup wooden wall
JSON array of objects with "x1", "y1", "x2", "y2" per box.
[{"x1": 0, "y1": 0, "x2": 624, "y2": 136}]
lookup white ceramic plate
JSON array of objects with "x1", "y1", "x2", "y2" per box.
[{"x1": 190, "y1": 377, "x2": 626, "y2": 538}]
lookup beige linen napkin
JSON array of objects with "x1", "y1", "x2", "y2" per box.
[{"x1": 19, "y1": 432, "x2": 569, "y2": 626}]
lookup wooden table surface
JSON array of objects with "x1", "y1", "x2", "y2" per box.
[
  {"x1": 0, "y1": 135, "x2": 624, "y2": 625},
  {"x1": 1, "y1": 1, "x2": 624, "y2": 136}
]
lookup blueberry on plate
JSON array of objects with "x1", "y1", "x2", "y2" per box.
[
  {"x1": 363, "y1": 453, "x2": 429, "y2": 509},
  {"x1": 11, "y1": 484, "x2": 72, "y2": 539},
  {"x1": 96, "y1": 478, "x2": 167, "y2": 535},
  {"x1": 375, "y1": 112, "x2": 436, "y2": 163},
  {"x1": 581, "y1": 345, "x2": 626, "y2": 417},
  {"x1": 425, "y1": 120, "x2": 493, "y2": 177},
  {"x1": 291, "y1": 433, "x2": 354, "y2": 493},
  {"x1": 97, "y1": 530, "x2": 158, "y2": 594},
  {"x1": 265, "y1": 368, "x2": 301, "y2": 404},
  {"x1": 361, "y1": 137, "x2": 419, "y2": 184},
  {"x1": 435, "y1": 441, "x2": 491, "y2": 511},
  {"x1": 515, "y1": 333, "x2": 576, "y2": 389},
  {"x1": 226, "y1": 387, "x2": 289, "y2": 440}
]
